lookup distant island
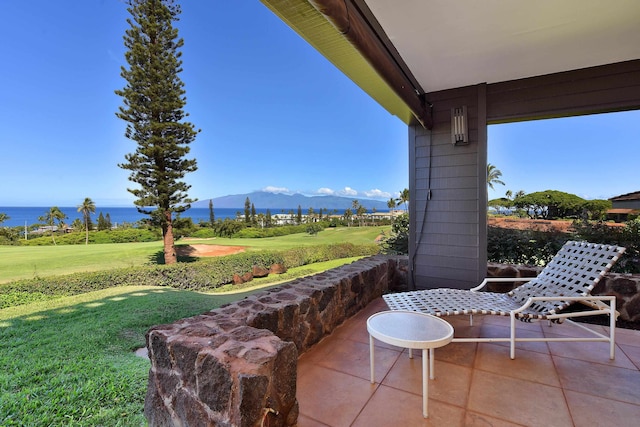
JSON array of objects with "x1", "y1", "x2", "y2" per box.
[{"x1": 192, "y1": 191, "x2": 391, "y2": 211}]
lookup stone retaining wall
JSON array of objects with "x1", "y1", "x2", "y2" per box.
[{"x1": 144, "y1": 255, "x2": 407, "y2": 427}]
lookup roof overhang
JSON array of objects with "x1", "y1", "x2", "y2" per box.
[{"x1": 260, "y1": 0, "x2": 640, "y2": 127}]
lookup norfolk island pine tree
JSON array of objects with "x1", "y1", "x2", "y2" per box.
[{"x1": 115, "y1": 0, "x2": 199, "y2": 264}]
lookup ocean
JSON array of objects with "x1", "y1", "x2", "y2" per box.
[{"x1": 0, "y1": 206, "x2": 356, "y2": 228}]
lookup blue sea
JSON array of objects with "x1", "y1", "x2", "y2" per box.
[
  {"x1": 0, "y1": 206, "x2": 356, "y2": 228},
  {"x1": 0, "y1": 206, "x2": 253, "y2": 228}
]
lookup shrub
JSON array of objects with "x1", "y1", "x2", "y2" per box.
[
  {"x1": 232, "y1": 222, "x2": 331, "y2": 238},
  {"x1": 487, "y1": 226, "x2": 566, "y2": 265},
  {"x1": 380, "y1": 213, "x2": 409, "y2": 255},
  {"x1": 487, "y1": 219, "x2": 640, "y2": 273},
  {"x1": 572, "y1": 219, "x2": 640, "y2": 273},
  {"x1": 190, "y1": 228, "x2": 217, "y2": 238}
]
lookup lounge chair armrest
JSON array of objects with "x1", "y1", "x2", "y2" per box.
[
  {"x1": 471, "y1": 277, "x2": 535, "y2": 292},
  {"x1": 513, "y1": 295, "x2": 616, "y2": 314}
]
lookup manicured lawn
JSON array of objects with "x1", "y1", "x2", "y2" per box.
[
  {"x1": 0, "y1": 226, "x2": 389, "y2": 284},
  {"x1": 182, "y1": 225, "x2": 388, "y2": 249},
  {"x1": 0, "y1": 226, "x2": 387, "y2": 424},
  {"x1": 0, "y1": 242, "x2": 163, "y2": 284},
  {"x1": 0, "y1": 256, "x2": 368, "y2": 425},
  {"x1": 0, "y1": 286, "x2": 259, "y2": 426}
]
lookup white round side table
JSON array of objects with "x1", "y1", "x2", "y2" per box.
[{"x1": 367, "y1": 310, "x2": 454, "y2": 418}]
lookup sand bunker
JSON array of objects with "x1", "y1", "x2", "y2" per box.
[{"x1": 175, "y1": 244, "x2": 246, "y2": 257}]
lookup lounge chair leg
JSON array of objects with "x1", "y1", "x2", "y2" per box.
[
  {"x1": 610, "y1": 298, "x2": 616, "y2": 360},
  {"x1": 510, "y1": 313, "x2": 516, "y2": 359}
]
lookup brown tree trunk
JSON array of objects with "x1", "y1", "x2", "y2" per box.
[{"x1": 163, "y1": 210, "x2": 177, "y2": 264}]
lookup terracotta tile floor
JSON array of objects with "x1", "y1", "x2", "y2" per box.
[{"x1": 296, "y1": 298, "x2": 640, "y2": 426}]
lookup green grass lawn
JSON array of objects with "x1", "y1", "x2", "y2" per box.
[
  {"x1": 0, "y1": 242, "x2": 163, "y2": 284},
  {"x1": 0, "y1": 255, "x2": 364, "y2": 426},
  {"x1": 0, "y1": 286, "x2": 265, "y2": 426},
  {"x1": 182, "y1": 225, "x2": 387, "y2": 249},
  {"x1": 0, "y1": 226, "x2": 387, "y2": 424},
  {"x1": 0, "y1": 226, "x2": 388, "y2": 284}
]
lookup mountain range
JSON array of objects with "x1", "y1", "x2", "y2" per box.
[{"x1": 192, "y1": 191, "x2": 392, "y2": 211}]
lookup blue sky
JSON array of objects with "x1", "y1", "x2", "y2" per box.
[{"x1": 1, "y1": 1, "x2": 638, "y2": 207}]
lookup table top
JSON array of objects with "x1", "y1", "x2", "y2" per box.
[{"x1": 367, "y1": 310, "x2": 454, "y2": 349}]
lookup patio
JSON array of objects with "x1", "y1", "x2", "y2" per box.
[{"x1": 297, "y1": 297, "x2": 640, "y2": 426}]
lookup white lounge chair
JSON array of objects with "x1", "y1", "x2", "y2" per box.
[{"x1": 383, "y1": 241, "x2": 626, "y2": 359}]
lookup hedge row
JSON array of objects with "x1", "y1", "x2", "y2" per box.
[
  {"x1": 232, "y1": 223, "x2": 331, "y2": 238},
  {"x1": 487, "y1": 220, "x2": 640, "y2": 273},
  {"x1": 0, "y1": 243, "x2": 380, "y2": 309},
  {"x1": 21, "y1": 228, "x2": 161, "y2": 246}
]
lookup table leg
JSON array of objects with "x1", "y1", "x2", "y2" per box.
[
  {"x1": 429, "y1": 348, "x2": 435, "y2": 380},
  {"x1": 369, "y1": 334, "x2": 375, "y2": 384},
  {"x1": 422, "y1": 348, "x2": 428, "y2": 418}
]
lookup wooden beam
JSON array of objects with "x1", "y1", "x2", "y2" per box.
[{"x1": 309, "y1": 0, "x2": 432, "y2": 128}]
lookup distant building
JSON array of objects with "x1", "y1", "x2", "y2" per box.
[{"x1": 608, "y1": 191, "x2": 640, "y2": 222}]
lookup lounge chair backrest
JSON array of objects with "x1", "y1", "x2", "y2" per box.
[{"x1": 508, "y1": 241, "x2": 625, "y2": 314}]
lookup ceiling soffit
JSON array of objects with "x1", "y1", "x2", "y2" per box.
[{"x1": 261, "y1": 0, "x2": 431, "y2": 127}]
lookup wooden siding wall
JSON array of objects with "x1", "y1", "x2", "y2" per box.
[{"x1": 409, "y1": 85, "x2": 487, "y2": 290}]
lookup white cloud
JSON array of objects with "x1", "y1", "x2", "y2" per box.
[
  {"x1": 316, "y1": 187, "x2": 335, "y2": 195},
  {"x1": 363, "y1": 189, "x2": 391, "y2": 199},
  {"x1": 262, "y1": 186, "x2": 290, "y2": 194},
  {"x1": 338, "y1": 187, "x2": 358, "y2": 196}
]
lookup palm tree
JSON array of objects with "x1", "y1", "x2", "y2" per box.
[
  {"x1": 77, "y1": 197, "x2": 96, "y2": 245},
  {"x1": 387, "y1": 197, "x2": 397, "y2": 224},
  {"x1": 356, "y1": 204, "x2": 367, "y2": 227},
  {"x1": 399, "y1": 188, "x2": 409, "y2": 211},
  {"x1": 387, "y1": 197, "x2": 397, "y2": 211},
  {"x1": 487, "y1": 163, "x2": 505, "y2": 190},
  {"x1": 38, "y1": 207, "x2": 67, "y2": 245}
]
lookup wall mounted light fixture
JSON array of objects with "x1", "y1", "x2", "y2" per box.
[{"x1": 451, "y1": 106, "x2": 468, "y2": 145}]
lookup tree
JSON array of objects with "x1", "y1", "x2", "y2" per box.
[
  {"x1": 343, "y1": 208, "x2": 353, "y2": 226},
  {"x1": 380, "y1": 212, "x2": 409, "y2": 254},
  {"x1": 39, "y1": 206, "x2": 67, "y2": 245},
  {"x1": 97, "y1": 212, "x2": 110, "y2": 231},
  {"x1": 208, "y1": 199, "x2": 215, "y2": 226},
  {"x1": 399, "y1": 188, "x2": 409, "y2": 211},
  {"x1": 105, "y1": 213, "x2": 113, "y2": 229},
  {"x1": 257, "y1": 213, "x2": 266, "y2": 228},
  {"x1": 0, "y1": 213, "x2": 9, "y2": 226},
  {"x1": 115, "y1": 0, "x2": 199, "y2": 264},
  {"x1": 297, "y1": 205, "x2": 302, "y2": 224},
  {"x1": 583, "y1": 199, "x2": 612, "y2": 220},
  {"x1": 514, "y1": 190, "x2": 585, "y2": 219},
  {"x1": 244, "y1": 197, "x2": 251, "y2": 224},
  {"x1": 387, "y1": 197, "x2": 397, "y2": 211},
  {"x1": 488, "y1": 197, "x2": 512, "y2": 214},
  {"x1": 266, "y1": 209, "x2": 272, "y2": 227},
  {"x1": 251, "y1": 203, "x2": 257, "y2": 225},
  {"x1": 487, "y1": 163, "x2": 505, "y2": 190},
  {"x1": 306, "y1": 223, "x2": 324, "y2": 236},
  {"x1": 71, "y1": 218, "x2": 84, "y2": 231},
  {"x1": 77, "y1": 197, "x2": 96, "y2": 244}
]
